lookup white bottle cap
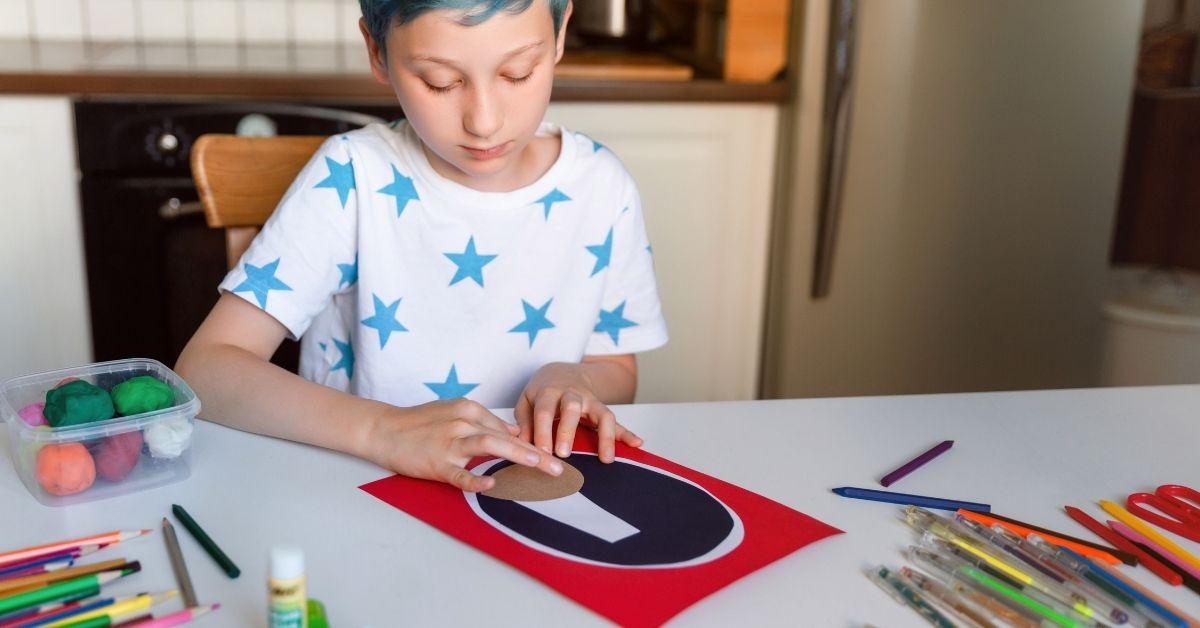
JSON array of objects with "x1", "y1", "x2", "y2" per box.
[{"x1": 270, "y1": 546, "x2": 305, "y2": 580}]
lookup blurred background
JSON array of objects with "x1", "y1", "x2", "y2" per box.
[{"x1": 0, "y1": 0, "x2": 1197, "y2": 402}]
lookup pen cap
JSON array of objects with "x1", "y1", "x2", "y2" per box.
[{"x1": 270, "y1": 546, "x2": 305, "y2": 580}]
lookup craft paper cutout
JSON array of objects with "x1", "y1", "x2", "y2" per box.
[
  {"x1": 359, "y1": 429, "x2": 842, "y2": 627},
  {"x1": 482, "y1": 459, "x2": 585, "y2": 501}
]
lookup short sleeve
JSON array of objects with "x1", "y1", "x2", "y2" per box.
[
  {"x1": 585, "y1": 175, "x2": 669, "y2": 355},
  {"x1": 218, "y1": 135, "x2": 360, "y2": 339}
]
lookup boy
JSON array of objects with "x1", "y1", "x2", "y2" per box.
[{"x1": 176, "y1": 0, "x2": 668, "y2": 492}]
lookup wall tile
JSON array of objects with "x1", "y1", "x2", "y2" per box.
[
  {"x1": 139, "y1": 0, "x2": 188, "y2": 41},
  {"x1": 241, "y1": 0, "x2": 288, "y2": 42},
  {"x1": 190, "y1": 0, "x2": 240, "y2": 43},
  {"x1": 292, "y1": 1, "x2": 337, "y2": 43},
  {"x1": 84, "y1": 0, "x2": 137, "y2": 41},
  {"x1": 0, "y1": 0, "x2": 31, "y2": 39},
  {"x1": 31, "y1": 0, "x2": 85, "y2": 40}
]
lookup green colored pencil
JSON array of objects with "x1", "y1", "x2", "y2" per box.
[
  {"x1": 172, "y1": 504, "x2": 240, "y2": 578},
  {"x1": 0, "y1": 569, "x2": 127, "y2": 615}
]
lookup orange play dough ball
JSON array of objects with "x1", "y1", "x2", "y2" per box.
[{"x1": 35, "y1": 443, "x2": 96, "y2": 496}]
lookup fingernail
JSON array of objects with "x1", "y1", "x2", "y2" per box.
[
  {"x1": 525, "y1": 451, "x2": 541, "y2": 465},
  {"x1": 556, "y1": 444, "x2": 569, "y2": 457},
  {"x1": 549, "y1": 460, "x2": 563, "y2": 475}
]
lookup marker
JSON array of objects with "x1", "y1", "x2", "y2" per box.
[
  {"x1": 172, "y1": 505, "x2": 240, "y2": 579},
  {"x1": 832, "y1": 486, "x2": 990, "y2": 512},
  {"x1": 880, "y1": 440, "x2": 954, "y2": 487}
]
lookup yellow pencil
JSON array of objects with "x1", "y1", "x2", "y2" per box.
[
  {"x1": 1099, "y1": 500, "x2": 1200, "y2": 573},
  {"x1": 43, "y1": 590, "x2": 176, "y2": 627}
]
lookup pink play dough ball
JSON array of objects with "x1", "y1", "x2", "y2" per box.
[
  {"x1": 18, "y1": 402, "x2": 48, "y2": 426},
  {"x1": 95, "y1": 431, "x2": 144, "y2": 482}
]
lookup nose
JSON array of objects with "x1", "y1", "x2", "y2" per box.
[{"x1": 463, "y1": 84, "x2": 503, "y2": 139}]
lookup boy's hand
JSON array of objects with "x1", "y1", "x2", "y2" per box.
[
  {"x1": 514, "y1": 362, "x2": 643, "y2": 463},
  {"x1": 362, "y1": 398, "x2": 563, "y2": 492}
]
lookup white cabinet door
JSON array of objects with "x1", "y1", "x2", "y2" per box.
[
  {"x1": 547, "y1": 103, "x2": 779, "y2": 402},
  {"x1": 0, "y1": 97, "x2": 92, "y2": 382}
]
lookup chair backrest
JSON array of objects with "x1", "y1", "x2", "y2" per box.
[{"x1": 191, "y1": 134, "x2": 326, "y2": 269}]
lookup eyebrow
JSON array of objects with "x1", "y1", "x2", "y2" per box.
[{"x1": 411, "y1": 41, "x2": 545, "y2": 67}]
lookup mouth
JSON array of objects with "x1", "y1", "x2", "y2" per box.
[{"x1": 462, "y1": 142, "x2": 509, "y2": 160}]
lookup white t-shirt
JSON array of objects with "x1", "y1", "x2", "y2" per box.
[{"x1": 218, "y1": 120, "x2": 668, "y2": 409}]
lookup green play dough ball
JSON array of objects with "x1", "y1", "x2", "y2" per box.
[
  {"x1": 44, "y1": 380, "x2": 115, "y2": 427},
  {"x1": 111, "y1": 376, "x2": 175, "y2": 416}
]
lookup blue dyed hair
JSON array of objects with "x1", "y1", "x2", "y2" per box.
[{"x1": 360, "y1": 0, "x2": 569, "y2": 53}]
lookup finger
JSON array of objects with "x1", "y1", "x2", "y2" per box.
[
  {"x1": 532, "y1": 389, "x2": 559, "y2": 454},
  {"x1": 454, "y1": 400, "x2": 512, "y2": 434},
  {"x1": 457, "y1": 433, "x2": 564, "y2": 477},
  {"x1": 514, "y1": 394, "x2": 534, "y2": 442},
  {"x1": 616, "y1": 424, "x2": 644, "y2": 448},
  {"x1": 440, "y1": 463, "x2": 494, "y2": 492},
  {"x1": 595, "y1": 406, "x2": 617, "y2": 463},
  {"x1": 555, "y1": 392, "x2": 585, "y2": 458}
]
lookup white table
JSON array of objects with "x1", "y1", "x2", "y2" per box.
[{"x1": 4, "y1": 385, "x2": 1200, "y2": 626}]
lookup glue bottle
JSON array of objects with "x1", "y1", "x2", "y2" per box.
[{"x1": 268, "y1": 546, "x2": 307, "y2": 628}]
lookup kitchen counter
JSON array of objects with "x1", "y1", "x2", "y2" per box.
[{"x1": 0, "y1": 40, "x2": 786, "y2": 103}]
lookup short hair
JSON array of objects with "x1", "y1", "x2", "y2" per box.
[{"x1": 360, "y1": 0, "x2": 569, "y2": 53}]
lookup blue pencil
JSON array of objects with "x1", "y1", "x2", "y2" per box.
[{"x1": 831, "y1": 486, "x2": 990, "y2": 512}]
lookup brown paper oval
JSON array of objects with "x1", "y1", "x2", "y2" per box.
[{"x1": 481, "y1": 460, "x2": 585, "y2": 501}]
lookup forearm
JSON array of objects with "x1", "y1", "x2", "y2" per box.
[
  {"x1": 175, "y1": 342, "x2": 385, "y2": 460},
  {"x1": 580, "y1": 356, "x2": 637, "y2": 405}
]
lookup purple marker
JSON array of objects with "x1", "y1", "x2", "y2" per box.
[{"x1": 880, "y1": 440, "x2": 954, "y2": 487}]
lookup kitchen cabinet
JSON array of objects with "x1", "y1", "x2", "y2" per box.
[
  {"x1": 548, "y1": 102, "x2": 779, "y2": 402},
  {"x1": 0, "y1": 96, "x2": 92, "y2": 381}
]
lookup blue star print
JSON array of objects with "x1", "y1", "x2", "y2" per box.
[
  {"x1": 535, "y1": 188, "x2": 571, "y2": 220},
  {"x1": 232, "y1": 258, "x2": 292, "y2": 308},
  {"x1": 595, "y1": 301, "x2": 637, "y2": 345},
  {"x1": 314, "y1": 156, "x2": 356, "y2": 208},
  {"x1": 586, "y1": 227, "x2": 614, "y2": 277},
  {"x1": 509, "y1": 299, "x2": 556, "y2": 347},
  {"x1": 377, "y1": 164, "x2": 420, "y2": 218},
  {"x1": 331, "y1": 338, "x2": 354, "y2": 380},
  {"x1": 425, "y1": 364, "x2": 479, "y2": 400},
  {"x1": 445, "y1": 236, "x2": 498, "y2": 287},
  {"x1": 337, "y1": 255, "x2": 358, "y2": 288},
  {"x1": 361, "y1": 293, "x2": 408, "y2": 349}
]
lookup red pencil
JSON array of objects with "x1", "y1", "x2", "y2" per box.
[{"x1": 1063, "y1": 505, "x2": 1181, "y2": 586}]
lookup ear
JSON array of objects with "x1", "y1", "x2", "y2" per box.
[
  {"x1": 360, "y1": 17, "x2": 391, "y2": 85},
  {"x1": 554, "y1": 1, "x2": 573, "y2": 63}
]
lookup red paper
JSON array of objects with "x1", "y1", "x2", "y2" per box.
[{"x1": 359, "y1": 430, "x2": 841, "y2": 626}]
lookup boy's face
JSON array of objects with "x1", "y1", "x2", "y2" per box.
[{"x1": 362, "y1": 2, "x2": 570, "y2": 192}]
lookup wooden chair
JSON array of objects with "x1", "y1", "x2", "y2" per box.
[{"x1": 191, "y1": 134, "x2": 326, "y2": 269}]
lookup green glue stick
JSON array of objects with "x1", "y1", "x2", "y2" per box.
[{"x1": 269, "y1": 546, "x2": 307, "y2": 628}]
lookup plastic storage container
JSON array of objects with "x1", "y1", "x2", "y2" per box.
[
  {"x1": 1100, "y1": 266, "x2": 1200, "y2": 386},
  {"x1": 1, "y1": 358, "x2": 200, "y2": 506}
]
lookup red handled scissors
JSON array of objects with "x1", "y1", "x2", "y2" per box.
[{"x1": 1126, "y1": 484, "x2": 1200, "y2": 543}]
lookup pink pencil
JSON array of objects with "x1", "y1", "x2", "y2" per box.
[
  {"x1": 0, "y1": 532, "x2": 147, "y2": 567},
  {"x1": 120, "y1": 603, "x2": 219, "y2": 627}
]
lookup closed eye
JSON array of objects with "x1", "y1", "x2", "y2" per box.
[
  {"x1": 505, "y1": 73, "x2": 532, "y2": 85},
  {"x1": 423, "y1": 80, "x2": 458, "y2": 94}
]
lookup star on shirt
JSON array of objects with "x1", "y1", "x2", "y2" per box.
[
  {"x1": 425, "y1": 364, "x2": 479, "y2": 400},
  {"x1": 331, "y1": 337, "x2": 354, "y2": 380},
  {"x1": 586, "y1": 227, "x2": 614, "y2": 277},
  {"x1": 232, "y1": 258, "x2": 292, "y2": 308},
  {"x1": 377, "y1": 164, "x2": 420, "y2": 218},
  {"x1": 535, "y1": 188, "x2": 571, "y2": 220},
  {"x1": 445, "y1": 236, "x2": 498, "y2": 287},
  {"x1": 337, "y1": 255, "x2": 358, "y2": 288},
  {"x1": 314, "y1": 156, "x2": 356, "y2": 208},
  {"x1": 595, "y1": 301, "x2": 638, "y2": 345},
  {"x1": 361, "y1": 293, "x2": 409, "y2": 349},
  {"x1": 509, "y1": 299, "x2": 556, "y2": 347}
]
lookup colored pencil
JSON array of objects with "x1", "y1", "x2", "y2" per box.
[
  {"x1": 832, "y1": 486, "x2": 989, "y2": 512},
  {"x1": 1107, "y1": 520, "x2": 1200, "y2": 580},
  {"x1": 0, "y1": 559, "x2": 129, "y2": 596},
  {"x1": 880, "y1": 439, "x2": 954, "y2": 487},
  {"x1": 121, "y1": 603, "x2": 219, "y2": 628},
  {"x1": 0, "y1": 561, "x2": 72, "y2": 584},
  {"x1": 978, "y1": 510, "x2": 1135, "y2": 563},
  {"x1": 0, "y1": 570, "x2": 128, "y2": 616},
  {"x1": 1128, "y1": 539, "x2": 1200, "y2": 596},
  {"x1": 1099, "y1": 499, "x2": 1200, "y2": 573},
  {"x1": 43, "y1": 591, "x2": 175, "y2": 628},
  {"x1": 160, "y1": 519, "x2": 197, "y2": 608},
  {"x1": 0, "y1": 597, "x2": 112, "y2": 628},
  {"x1": 956, "y1": 509, "x2": 1125, "y2": 565},
  {"x1": 1061, "y1": 506, "x2": 1148, "y2": 569},
  {"x1": 171, "y1": 505, "x2": 239, "y2": 578},
  {"x1": 0, "y1": 533, "x2": 146, "y2": 569},
  {"x1": 0, "y1": 546, "x2": 102, "y2": 578}
]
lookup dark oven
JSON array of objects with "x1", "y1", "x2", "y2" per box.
[{"x1": 76, "y1": 100, "x2": 400, "y2": 371}]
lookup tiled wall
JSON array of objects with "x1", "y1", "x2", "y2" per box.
[{"x1": 0, "y1": 0, "x2": 364, "y2": 45}]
